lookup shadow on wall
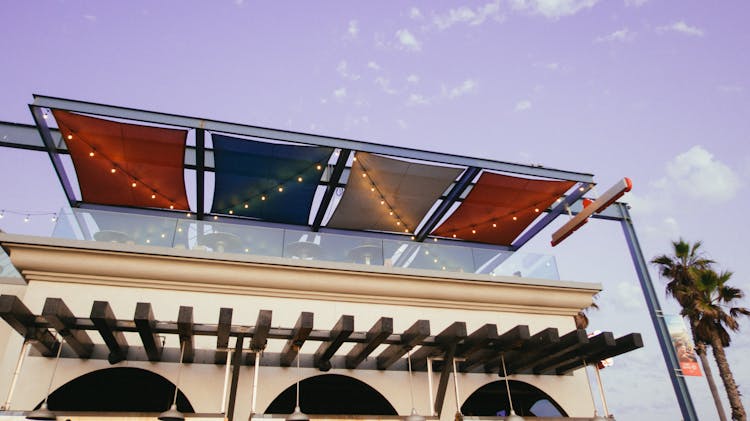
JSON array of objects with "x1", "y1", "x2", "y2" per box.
[{"x1": 461, "y1": 380, "x2": 567, "y2": 417}]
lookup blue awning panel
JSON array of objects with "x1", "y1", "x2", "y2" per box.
[{"x1": 211, "y1": 134, "x2": 333, "y2": 225}]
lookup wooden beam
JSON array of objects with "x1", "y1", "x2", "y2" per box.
[
  {"x1": 314, "y1": 315, "x2": 354, "y2": 371},
  {"x1": 557, "y1": 333, "x2": 642, "y2": 375},
  {"x1": 215, "y1": 307, "x2": 233, "y2": 364},
  {"x1": 486, "y1": 327, "x2": 559, "y2": 373},
  {"x1": 433, "y1": 343, "x2": 457, "y2": 417},
  {"x1": 346, "y1": 317, "x2": 393, "y2": 369},
  {"x1": 455, "y1": 324, "x2": 498, "y2": 360},
  {"x1": 178, "y1": 306, "x2": 195, "y2": 363},
  {"x1": 0, "y1": 295, "x2": 59, "y2": 356},
  {"x1": 280, "y1": 312, "x2": 313, "y2": 367},
  {"x1": 133, "y1": 302, "x2": 163, "y2": 362},
  {"x1": 552, "y1": 331, "x2": 617, "y2": 375},
  {"x1": 461, "y1": 325, "x2": 529, "y2": 372},
  {"x1": 524, "y1": 329, "x2": 589, "y2": 374},
  {"x1": 90, "y1": 301, "x2": 128, "y2": 363},
  {"x1": 376, "y1": 319, "x2": 430, "y2": 370},
  {"x1": 226, "y1": 334, "x2": 245, "y2": 421},
  {"x1": 411, "y1": 321, "x2": 467, "y2": 370},
  {"x1": 247, "y1": 309, "x2": 272, "y2": 364},
  {"x1": 43, "y1": 297, "x2": 93, "y2": 358}
]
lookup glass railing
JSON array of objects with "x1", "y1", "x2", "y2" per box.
[
  {"x1": 33, "y1": 208, "x2": 560, "y2": 280},
  {"x1": 0, "y1": 247, "x2": 21, "y2": 279}
]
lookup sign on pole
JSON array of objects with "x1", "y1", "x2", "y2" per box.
[{"x1": 664, "y1": 314, "x2": 702, "y2": 376}]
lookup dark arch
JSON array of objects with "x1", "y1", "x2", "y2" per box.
[
  {"x1": 265, "y1": 374, "x2": 397, "y2": 415},
  {"x1": 461, "y1": 380, "x2": 567, "y2": 417},
  {"x1": 37, "y1": 367, "x2": 194, "y2": 413}
]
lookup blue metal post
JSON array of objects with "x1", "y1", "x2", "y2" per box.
[{"x1": 616, "y1": 202, "x2": 698, "y2": 421}]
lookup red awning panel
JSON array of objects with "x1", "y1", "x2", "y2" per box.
[
  {"x1": 53, "y1": 110, "x2": 189, "y2": 210},
  {"x1": 432, "y1": 172, "x2": 575, "y2": 245}
]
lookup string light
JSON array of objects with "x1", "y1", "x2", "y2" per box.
[
  {"x1": 354, "y1": 153, "x2": 411, "y2": 234},
  {"x1": 229, "y1": 210, "x2": 234, "y2": 215},
  {"x1": 23, "y1": 215, "x2": 30, "y2": 223},
  {"x1": 58, "y1": 125, "x2": 179, "y2": 209},
  {"x1": 186, "y1": 213, "x2": 191, "y2": 218},
  {"x1": 278, "y1": 186, "x2": 284, "y2": 192},
  {"x1": 443, "y1": 199, "x2": 553, "y2": 239},
  {"x1": 0, "y1": 209, "x2": 59, "y2": 223},
  {"x1": 297, "y1": 176, "x2": 303, "y2": 182}
]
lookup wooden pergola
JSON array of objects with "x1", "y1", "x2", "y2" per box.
[{"x1": 0, "y1": 295, "x2": 642, "y2": 418}]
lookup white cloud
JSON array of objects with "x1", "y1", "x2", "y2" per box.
[
  {"x1": 717, "y1": 84, "x2": 743, "y2": 94},
  {"x1": 407, "y1": 93, "x2": 431, "y2": 106},
  {"x1": 616, "y1": 281, "x2": 645, "y2": 310},
  {"x1": 367, "y1": 61, "x2": 381, "y2": 71},
  {"x1": 397, "y1": 119, "x2": 408, "y2": 129},
  {"x1": 433, "y1": 0, "x2": 503, "y2": 30},
  {"x1": 596, "y1": 28, "x2": 635, "y2": 43},
  {"x1": 625, "y1": 0, "x2": 648, "y2": 6},
  {"x1": 409, "y1": 7, "x2": 423, "y2": 19},
  {"x1": 407, "y1": 74, "x2": 420, "y2": 83},
  {"x1": 510, "y1": 0, "x2": 599, "y2": 19},
  {"x1": 443, "y1": 79, "x2": 478, "y2": 99},
  {"x1": 333, "y1": 87, "x2": 347, "y2": 100},
  {"x1": 336, "y1": 60, "x2": 360, "y2": 80},
  {"x1": 348, "y1": 20, "x2": 359, "y2": 37},
  {"x1": 84, "y1": 14, "x2": 97, "y2": 22},
  {"x1": 657, "y1": 21, "x2": 704, "y2": 37},
  {"x1": 395, "y1": 29, "x2": 422, "y2": 51},
  {"x1": 234, "y1": 0, "x2": 244, "y2": 5},
  {"x1": 656, "y1": 145, "x2": 741, "y2": 202},
  {"x1": 515, "y1": 99, "x2": 532, "y2": 111},
  {"x1": 534, "y1": 62, "x2": 560, "y2": 71},
  {"x1": 375, "y1": 77, "x2": 398, "y2": 95}
]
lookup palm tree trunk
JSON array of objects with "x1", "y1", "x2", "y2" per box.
[
  {"x1": 695, "y1": 341, "x2": 728, "y2": 421},
  {"x1": 710, "y1": 335, "x2": 747, "y2": 420}
]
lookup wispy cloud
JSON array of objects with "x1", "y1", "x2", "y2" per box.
[
  {"x1": 395, "y1": 29, "x2": 421, "y2": 51},
  {"x1": 595, "y1": 28, "x2": 635, "y2": 43},
  {"x1": 409, "y1": 7, "x2": 423, "y2": 19},
  {"x1": 375, "y1": 77, "x2": 398, "y2": 95},
  {"x1": 534, "y1": 62, "x2": 560, "y2": 71},
  {"x1": 624, "y1": 0, "x2": 648, "y2": 6},
  {"x1": 657, "y1": 21, "x2": 704, "y2": 37},
  {"x1": 336, "y1": 60, "x2": 360, "y2": 80},
  {"x1": 717, "y1": 84, "x2": 743, "y2": 94},
  {"x1": 406, "y1": 93, "x2": 431, "y2": 106},
  {"x1": 509, "y1": 0, "x2": 599, "y2": 19},
  {"x1": 515, "y1": 99, "x2": 532, "y2": 111},
  {"x1": 406, "y1": 74, "x2": 420, "y2": 84},
  {"x1": 348, "y1": 20, "x2": 359, "y2": 37},
  {"x1": 433, "y1": 0, "x2": 503, "y2": 30},
  {"x1": 333, "y1": 87, "x2": 347, "y2": 100},
  {"x1": 367, "y1": 61, "x2": 381, "y2": 71},
  {"x1": 443, "y1": 79, "x2": 478, "y2": 99},
  {"x1": 83, "y1": 14, "x2": 97, "y2": 22}
]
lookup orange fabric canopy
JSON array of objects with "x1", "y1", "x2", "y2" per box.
[
  {"x1": 432, "y1": 172, "x2": 575, "y2": 245},
  {"x1": 53, "y1": 110, "x2": 189, "y2": 210}
]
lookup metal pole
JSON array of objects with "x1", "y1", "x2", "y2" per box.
[
  {"x1": 221, "y1": 349, "x2": 233, "y2": 414},
  {"x1": 1, "y1": 341, "x2": 29, "y2": 410},
  {"x1": 451, "y1": 358, "x2": 462, "y2": 416},
  {"x1": 617, "y1": 203, "x2": 698, "y2": 421},
  {"x1": 251, "y1": 351, "x2": 260, "y2": 415},
  {"x1": 594, "y1": 364, "x2": 610, "y2": 416},
  {"x1": 427, "y1": 357, "x2": 435, "y2": 416}
]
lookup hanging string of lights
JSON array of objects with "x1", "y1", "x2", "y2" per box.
[
  {"x1": 354, "y1": 154, "x2": 411, "y2": 234},
  {"x1": 58, "y1": 125, "x2": 180, "y2": 210},
  {"x1": 218, "y1": 160, "x2": 327, "y2": 216},
  {"x1": 441, "y1": 198, "x2": 558, "y2": 239},
  {"x1": 0, "y1": 209, "x2": 59, "y2": 223}
]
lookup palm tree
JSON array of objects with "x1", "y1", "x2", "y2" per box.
[
  {"x1": 687, "y1": 268, "x2": 749, "y2": 421},
  {"x1": 651, "y1": 239, "x2": 727, "y2": 421}
]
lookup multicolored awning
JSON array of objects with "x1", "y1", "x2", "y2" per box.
[
  {"x1": 432, "y1": 172, "x2": 575, "y2": 245},
  {"x1": 211, "y1": 134, "x2": 333, "y2": 225},
  {"x1": 327, "y1": 152, "x2": 464, "y2": 233},
  {"x1": 53, "y1": 110, "x2": 189, "y2": 210}
]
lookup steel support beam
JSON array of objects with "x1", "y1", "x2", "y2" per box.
[
  {"x1": 29, "y1": 105, "x2": 78, "y2": 206},
  {"x1": 195, "y1": 128, "x2": 206, "y2": 220},
  {"x1": 511, "y1": 182, "x2": 593, "y2": 250},
  {"x1": 415, "y1": 167, "x2": 481, "y2": 242},
  {"x1": 31, "y1": 95, "x2": 595, "y2": 183},
  {"x1": 312, "y1": 149, "x2": 350, "y2": 231},
  {"x1": 616, "y1": 202, "x2": 697, "y2": 421}
]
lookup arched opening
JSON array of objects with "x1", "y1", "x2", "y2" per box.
[
  {"x1": 461, "y1": 380, "x2": 567, "y2": 417},
  {"x1": 37, "y1": 367, "x2": 194, "y2": 413},
  {"x1": 265, "y1": 374, "x2": 397, "y2": 415}
]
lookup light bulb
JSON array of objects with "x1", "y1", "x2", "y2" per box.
[
  {"x1": 410, "y1": 236, "x2": 415, "y2": 240},
  {"x1": 110, "y1": 168, "x2": 116, "y2": 173},
  {"x1": 492, "y1": 223, "x2": 497, "y2": 228},
  {"x1": 433, "y1": 238, "x2": 438, "y2": 242},
  {"x1": 151, "y1": 194, "x2": 156, "y2": 199},
  {"x1": 43, "y1": 113, "x2": 48, "y2": 119},
  {"x1": 89, "y1": 151, "x2": 95, "y2": 157},
  {"x1": 433, "y1": 258, "x2": 438, "y2": 263},
  {"x1": 389, "y1": 211, "x2": 393, "y2": 216},
  {"x1": 160, "y1": 233, "x2": 166, "y2": 238},
  {"x1": 471, "y1": 229, "x2": 476, "y2": 234},
  {"x1": 452, "y1": 234, "x2": 457, "y2": 238},
  {"x1": 177, "y1": 228, "x2": 183, "y2": 232},
  {"x1": 297, "y1": 176, "x2": 303, "y2": 182},
  {"x1": 579, "y1": 187, "x2": 585, "y2": 192},
  {"x1": 244, "y1": 204, "x2": 249, "y2": 208},
  {"x1": 244, "y1": 248, "x2": 250, "y2": 253},
  {"x1": 353, "y1": 157, "x2": 357, "y2": 161},
  {"x1": 229, "y1": 210, "x2": 234, "y2": 215},
  {"x1": 23, "y1": 215, "x2": 29, "y2": 223},
  {"x1": 0, "y1": 211, "x2": 4, "y2": 219},
  {"x1": 534, "y1": 208, "x2": 540, "y2": 212},
  {"x1": 186, "y1": 213, "x2": 192, "y2": 218},
  {"x1": 425, "y1": 250, "x2": 429, "y2": 255},
  {"x1": 370, "y1": 187, "x2": 375, "y2": 192},
  {"x1": 278, "y1": 186, "x2": 284, "y2": 192},
  {"x1": 146, "y1": 239, "x2": 151, "y2": 244},
  {"x1": 51, "y1": 215, "x2": 57, "y2": 222},
  {"x1": 67, "y1": 134, "x2": 73, "y2": 140},
  {"x1": 396, "y1": 221, "x2": 401, "y2": 226},
  {"x1": 213, "y1": 215, "x2": 218, "y2": 220},
  {"x1": 362, "y1": 173, "x2": 367, "y2": 178},
  {"x1": 442, "y1": 266, "x2": 446, "y2": 270},
  {"x1": 131, "y1": 182, "x2": 137, "y2": 188},
  {"x1": 261, "y1": 195, "x2": 267, "y2": 201},
  {"x1": 512, "y1": 216, "x2": 518, "y2": 221},
  {"x1": 169, "y1": 205, "x2": 174, "y2": 210},
  {"x1": 316, "y1": 164, "x2": 322, "y2": 170},
  {"x1": 380, "y1": 200, "x2": 385, "y2": 205}
]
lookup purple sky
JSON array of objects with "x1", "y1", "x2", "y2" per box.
[{"x1": 1, "y1": 1, "x2": 749, "y2": 419}]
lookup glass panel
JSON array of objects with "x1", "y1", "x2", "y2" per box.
[
  {"x1": 480, "y1": 250, "x2": 559, "y2": 280},
  {"x1": 75, "y1": 209, "x2": 177, "y2": 248},
  {"x1": 0, "y1": 247, "x2": 21, "y2": 278},
  {"x1": 384, "y1": 240, "x2": 475, "y2": 273},
  {"x1": 174, "y1": 219, "x2": 283, "y2": 257}
]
